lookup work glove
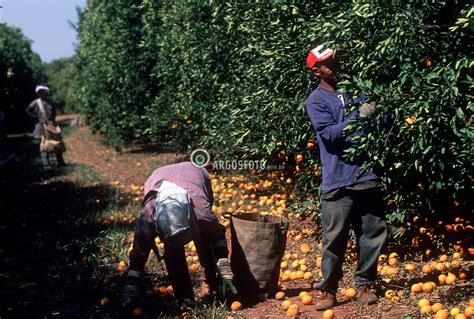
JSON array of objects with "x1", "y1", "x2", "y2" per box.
[
  {"x1": 216, "y1": 258, "x2": 238, "y2": 295},
  {"x1": 121, "y1": 270, "x2": 142, "y2": 312},
  {"x1": 359, "y1": 102, "x2": 382, "y2": 118}
]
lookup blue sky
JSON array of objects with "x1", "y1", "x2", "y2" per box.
[{"x1": 0, "y1": 0, "x2": 87, "y2": 63}]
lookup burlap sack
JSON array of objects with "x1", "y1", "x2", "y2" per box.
[{"x1": 230, "y1": 213, "x2": 289, "y2": 296}]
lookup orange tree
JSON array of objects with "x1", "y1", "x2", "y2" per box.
[
  {"x1": 141, "y1": 0, "x2": 234, "y2": 152},
  {"x1": 0, "y1": 23, "x2": 45, "y2": 132},
  {"x1": 44, "y1": 57, "x2": 77, "y2": 113},
  {"x1": 72, "y1": 0, "x2": 156, "y2": 147},
  {"x1": 72, "y1": 1, "x2": 472, "y2": 246},
  {"x1": 331, "y1": 1, "x2": 473, "y2": 245}
]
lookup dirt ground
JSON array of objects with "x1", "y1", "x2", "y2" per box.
[{"x1": 0, "y1": 116, "x2": 472, "y2": 318}]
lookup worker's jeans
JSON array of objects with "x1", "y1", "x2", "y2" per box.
[{"x1": 315, "y1": 187, "x2": 387, "y2": 294}]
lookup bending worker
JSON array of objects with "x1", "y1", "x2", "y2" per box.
[{"x1": 122, "y1": 161, "x2": 236, "y2": 311}]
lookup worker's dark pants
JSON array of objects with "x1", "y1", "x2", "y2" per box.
[
  {"x1": 41, "y1": 151, "x2": 65, "y2": 167},
  {"x1": 315, "y1": 187, "x2": 387, "y2": 294},
  {"x1": 163, "y1": 236, "x2": 226, "y2": 301}
]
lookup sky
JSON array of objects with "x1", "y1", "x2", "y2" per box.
[{"x1": 0, "y1": 0, "x2": 87, "y2": 63}]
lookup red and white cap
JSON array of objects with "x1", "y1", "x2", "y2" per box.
[{"x1": 306, "y1": 45, "x2": 334, "y2": 69}]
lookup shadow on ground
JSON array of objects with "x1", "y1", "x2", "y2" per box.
[{"x1": 0, "y1": 131, "x2": 133, "y2": 318}]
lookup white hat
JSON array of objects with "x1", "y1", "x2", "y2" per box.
[{"x1": 35, "y1": 85, "x2": 50, "y2": 93}]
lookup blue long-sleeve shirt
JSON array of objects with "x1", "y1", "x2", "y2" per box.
[{"x1": 305, "y1": 86, "x2": 378, "y2": 192}]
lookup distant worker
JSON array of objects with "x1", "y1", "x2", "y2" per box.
[
  {"x1": 305, "y1": 45, "x2": 387, "y2": 310},
  {"x1": 122, "y1": 161, "x2": 236, "y2": 314},
  {"x1": 25, "y1": 85, "x2": 65, "y2": 168}
]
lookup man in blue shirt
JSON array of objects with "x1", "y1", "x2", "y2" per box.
[{"x1": 305, "y1": 45, "x2": 387, "y2": 310}]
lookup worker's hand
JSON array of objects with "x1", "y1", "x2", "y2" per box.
[
  {"x1": 121, "y1": 270, "x2": 142, "y2": 313},
  {"x1": 216, "y1": 258, "x2": 238, "y2": 295},
  {"x1": 359, "y1": 102, "x2": 382, "y2": 118}
]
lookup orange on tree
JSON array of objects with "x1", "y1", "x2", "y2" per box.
[
  {"x1": 405, "y1": 116, "x2": 415, "y2": 126},
  {"x1": 307, "y1": 140, "x2": 316, "y2": 150},
  {"x1": 296, "y1": 154, "x2": 304, "y2": 164}
]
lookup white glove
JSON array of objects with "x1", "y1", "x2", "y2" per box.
[
  {"x1": 359, "y1": 102, "x2": 382, "y2": 118},
  {"x1": 216, "y1": 258, "x2": 237, "y2": 294}
]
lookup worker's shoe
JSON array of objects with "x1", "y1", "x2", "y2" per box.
[
  {"x1": 315, "y1": 291, "x2": 337, "y2": 311},
  {"x1": 357, "y1": 285, "x2": 378, "y2": 305}
]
